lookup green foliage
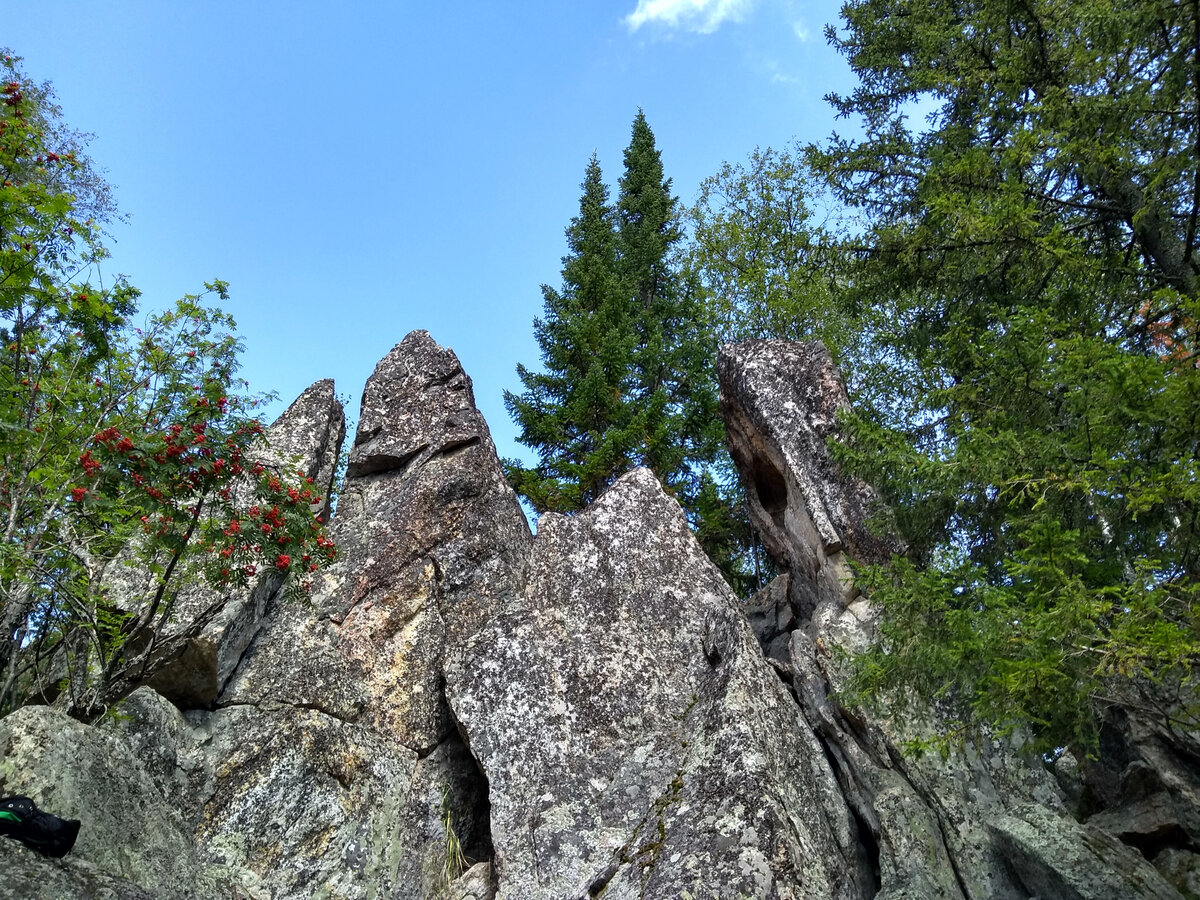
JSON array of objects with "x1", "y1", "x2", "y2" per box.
[
  {"x1": 690, "y1": 466, "x2": 766, "y2": 597},
  {"x1": 0, "y1": 52, "x2": 336, "y2": 720},
  {"x1": 505, "y1": 154, "x2": 633, "y2": 511},
  {"x1": 616, "y1": 112, "x2": 724, "y2": 497},
  {"x1": 437, "y1": 785, "x2": 470, "y2": 894},
  {"x1": 805, "y1": 0, "x2": 1200, "y2": 751},
  {"x1": 506, "y1": 113, "x2": 730, "y2": 570},
  {"x1": 685, "y1": 145, "x2": 852, "y2": 354}
]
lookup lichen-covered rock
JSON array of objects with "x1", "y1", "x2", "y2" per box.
[
  {"x1": 115, "y1": 687, "x2": 414, "y2": 899},
  {"x1": 719, "y1": 340, "x2": 894, "y2": 625},
  {"x1": 15, "y1": 330, "x2": 1190, "y2": 900},
  {"x1": 0, "y1": 704, "x2": 256, "y2": 899},
  {"x1": 447, "y1": 467, "x2": 872, "y2": 900},
  {"x1": 257, "y1": 377, "x2": 346, "y2": 524},
  {"x1": 1072, "y1": 697, "x2": 1200, "y2": 897},
  {"x1": 222, "y1": 331, "x2": 530, "y2": 752},
  {"x1": 743, "y1": 573, "x2": 794, "y2": 661},
  {"x1": 991, "y1": 803, "x2": 1184, "y2": 900},
  {"x1": 149, "y1": 331, "x2": 527, "y2": 899},
  {"x1": 445, "y1": 862, "x2": 497, "y2": 900},
  {"x1": 718, "y1": 338, "x2": 1185, "y2": 900},
  {"x1": 390, "y1": 735, "x2": 495, "y2": 899},
  {"x1": 0, "y1": 335, "x2": 520, "y2": 900},
  {"x1": 0, "y1": 839, "x2": 158, "y2": 900}
]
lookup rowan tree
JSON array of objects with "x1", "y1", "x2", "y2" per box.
[{"x1": 0, "y1": 52, "x2": 336, "y2": 720}]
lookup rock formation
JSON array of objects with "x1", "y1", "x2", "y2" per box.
[
  {"x1": 446, "y1": 467, "x2": 873, "y2": 899},
  {"x1": 718, "y1": 339, "x2": 1192, "y2": 900},
  {"x1": 0, "y1": 331, "x2": 1194, "y2": 899}
]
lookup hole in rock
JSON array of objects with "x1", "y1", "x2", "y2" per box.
[
  {"x1": 1121, "y1": 822, "x2": 1196, "y2": 861},
  {"x1": 751, "y1": 455, "x2": 788, "y2": 532},
  {"x1": 812, "y1": 728, "x2": 880, "y2": 898}
]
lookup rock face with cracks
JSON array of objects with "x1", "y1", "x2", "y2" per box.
[
  {"x1": 447, "y1": 467, "x2": 873, "y2": 899},
  {"x1": 187, "y1": 330, "x2": 528, "y2": 898},
  {"x1": 719, "y1": 338, "x2": 1190, "y2": 900},
  {"x1": 0, "y1": 331, "x2": 1195, "y2": 900},
  {"x1": 222, "y1": 330, "x2": 531, "y2": 752}
]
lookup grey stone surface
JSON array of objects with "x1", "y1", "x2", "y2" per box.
[
  {"x1": 1073, "y1": 697, "x2": 1200, "y2": 899},
  {"x1": 1153, "y1": 848, "x2": 1200, "y2": 899},
  {"x1": 743, "y1": 573, "x2": 794, "y2": 661},
  {"x1": 222, "y1": 331, "x2": 530, "y2": 753},
  {"x1": 0, "y1": 839, "x2": 158, "y2": 900},
  {"x1": 114, "y1": 685, "x2": 414, "y2": 898},
  {"x1": 720, "y1": 340, "x2": 894, "y2": 625},
  {"x1": 172, "y1": 331, "x2": 522, "y2": 899},
  {"x1": 448, "y1": 467, "x2": 871, "y2": 900},
  {"x1": 444, "y1": 862, "x2": 497, "y2": 900},
  {"x1": 992, "y1": 802, "x2": 1183, "y2": 900},
  {"x1": 0, "y1": 704, "x2": 257, "y2": 899},
  {"x1": 719, "y1": 338, "x2": 1185, "y2": 900}
]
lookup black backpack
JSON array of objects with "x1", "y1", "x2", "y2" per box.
[{"x1": 0, "y1": 796, "x2": 81, "y2": 857}]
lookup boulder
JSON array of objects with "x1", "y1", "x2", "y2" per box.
[
  {"x1": 0, "y1": 839, "x2": 158, "y2": 900},
  {"x1": 0, "y1": 704, "x2": 257, "y2": 899},
  {"x1": 991, "y1": 803, "x2": 1184, "y2": 900},
  {"x1": 447, "y1": 467, "x2": 874, "y2": 900},
  {"x1": 1075, "y1": 696, "x2": 1200, "y2": 894},
  {"x1": 743, "y1": 573, "x2": 793, "y2": 661},
  {"x1": 115, "y1": 686, "x2": 412, "y2": 899}
]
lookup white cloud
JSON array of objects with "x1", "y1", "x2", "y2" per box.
[
  {"x1": 760, "y1": 58, "x2": 799, "y2": 84},
  {"x1": 624, "y1": 0, "x2": 753, "y2": 34},
  {"x1": 792, "y1": 19, "x2": 810, "y2": 42}
]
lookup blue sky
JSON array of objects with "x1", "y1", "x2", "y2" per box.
[{"x1": 6, "y1": 0, "x2": 855, "y2": 464}]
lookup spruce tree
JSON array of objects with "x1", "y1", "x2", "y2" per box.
[
  {"x1": 807, "y1": 0, "x2": 1200, "y2": 751},
  {"x1": 616, "y1": 111, "x2": 723, "y2": 504},
  {"x1": 504, "y1": 155, "x2": 635, "y2": 512},
  {"x1": 506, "y1": 114, "x2": 724, "y2": 534}
]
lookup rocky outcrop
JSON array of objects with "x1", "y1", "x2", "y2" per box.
[
  {"x1": 0, "y1": 704, "x2": 262, "y2": 899},
  {"x1": 116, "y1": 685, "x2": 413, "y2": 899},
  {"x1": 0, "y1": 331, "x2": 1193, "y2": 899},
  {"x1": 172, "y1": 331, "x2": 529, "y2": 898},
  {"x1": 719, "y1": 339, "x2": 1187, "y2": 900},
  {"x1": 0, "y1": 333, "x2": 526, "y2": 899},
  {"x1": 447, "y1": 467, "x2": 874, "y2": 899},
  {"x1": 721, "y1": 340, "x2": 894, "y2": 628},
  {"x1": 1074, "y1": 692, "x2": 1200, "y2": 893},
  {"x1": 222, "y1": 331, "x2": 530, "y2": 748}
]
